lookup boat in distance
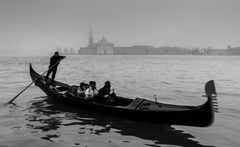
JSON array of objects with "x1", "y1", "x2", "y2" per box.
[{"x1": 30, "y1": 63, "x2": 218, "y2": 127}]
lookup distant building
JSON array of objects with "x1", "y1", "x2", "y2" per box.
[
  {"x1": 78, "y1": 29, "x2": 114, "y2": 55},
  {"x1": 211, "y1": 49, "x2": 230, "y2": 55},
  {"x1": 69, "y1": 47, "x2": 74, "y2": 54},
  {"x1": 64, "y1": 47, "x2": 68, "y2": 54},
  {"x1": 229, "y1": 47, "x2": 240, "y2": 55},
  {"x1": 97, "y1": 36, "x2": 114, "y2": 54},
  {"x1": 115, "y1": 45, "x2": 155, "y2": 55}
]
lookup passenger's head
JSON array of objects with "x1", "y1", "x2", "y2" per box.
[
  {"x1": 80, "y1": 82, "x2": 89, "y2": 90},
  {"x1": 84, "y1": 84, "x2": 89, "y2": 89},
  {"x1": 104, "y1": 81, "x2": 111, "y2": 88},
  {"x1": 89, "y1": 81, "x2": 96, "y2": 88},
  {"x1": 105, "y1": 81, "x2": 110, "y2": 85},
  {"x1": 80, "y1": 82, "x2": 84, "y2": 86},
  {"x1": 80, "y1": 82, "x2": 85, "y2": 88}
]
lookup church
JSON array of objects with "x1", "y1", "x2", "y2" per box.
[{"x1": 78, "y1": 29, "x2": 114, "y2": 55}]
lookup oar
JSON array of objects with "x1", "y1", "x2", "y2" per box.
[{"x1": 7, "y1": 58, "x2": 64, "y2": 104}]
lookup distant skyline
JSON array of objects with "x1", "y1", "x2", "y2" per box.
[{"x1": 0, "y1": 0, "x2": 240, "y2": 55}]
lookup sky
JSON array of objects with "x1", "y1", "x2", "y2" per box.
[{"x1": 0, "y1": 0, "x2": 240, "y2": 55}]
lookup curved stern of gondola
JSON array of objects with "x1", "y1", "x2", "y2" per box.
[{"x1": 202, "y1": 80, "x2": 219, "y2": 127}]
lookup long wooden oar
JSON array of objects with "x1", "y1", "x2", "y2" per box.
[{"x1": 7, "y1": 58, "x2": 64, "y2": 104}]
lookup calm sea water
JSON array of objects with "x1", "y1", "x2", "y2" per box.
[{"x1": 0, "y1": 55, "x2": 240, "y2": 147}]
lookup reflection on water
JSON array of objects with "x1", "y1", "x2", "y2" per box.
[{"x1": 23, "y1": 97, "x2": 214, "y2": 147}]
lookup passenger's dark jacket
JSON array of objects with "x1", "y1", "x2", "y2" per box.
[{"x1": 98, "y1": 86, "x2": 111, "y2": 97}]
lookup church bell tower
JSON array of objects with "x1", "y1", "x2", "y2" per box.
[{"x1": 89, "y1": 28, "x2": 93, "y2": 46}]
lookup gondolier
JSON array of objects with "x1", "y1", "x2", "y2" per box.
[{"x1": 45, "y1": 52, "x2": 66, "y2": 82}]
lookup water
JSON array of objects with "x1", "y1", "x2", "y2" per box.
[{"x1": 0, "y1": 55, "x2": 240, "y2": 147}]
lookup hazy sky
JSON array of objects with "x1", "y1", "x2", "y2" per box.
[{"x1": 0, "y1": 0, "x2": 240, "y2": 55}]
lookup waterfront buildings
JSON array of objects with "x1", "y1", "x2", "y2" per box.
[
  {"x1": 76, "y1": 29, "x2": 240, "y2": 55},
  {"x1": 78, "y1": 29, "x2": 160, "y2": 55}
]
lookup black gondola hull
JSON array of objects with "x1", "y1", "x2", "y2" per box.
[{"x1": 30, "y1": 63, "x2": 217, "y2": 127}]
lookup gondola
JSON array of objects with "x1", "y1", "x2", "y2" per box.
[{"x1": 30, "y1": 63, "x2": 218, "y2": 127}]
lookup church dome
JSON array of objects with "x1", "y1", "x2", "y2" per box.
[{"x1": 100, "y1": 36, "x2": 107, "y2": 44}]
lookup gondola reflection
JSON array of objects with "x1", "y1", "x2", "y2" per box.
[{"x1": 26, "y1": 96, "x2": 214, "y2": 147}]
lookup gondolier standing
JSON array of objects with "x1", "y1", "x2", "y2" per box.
[{"x1": 45, "y1": 52, "x2": 66, "y2": 82}]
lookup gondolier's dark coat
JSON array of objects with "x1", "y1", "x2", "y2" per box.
[
  {"x1": 49, "y1": 55, "x2": 65, "y2": 67},
  {"x1": 45, "y1": 54, "x2": 65, "y2": 81}
]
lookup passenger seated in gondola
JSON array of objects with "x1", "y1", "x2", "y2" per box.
[
  {"x1": 96, "y1": 81, "x2": 116, "y2": 105},
  {"x1": 85, "y1": 81, "x2": 98, "y2": 102},
  {"x1": 67, "y1": 85, "x2": 78, "y2": 97},
  {"x1": 76, "y1": 82, "x2": 88, "y2": 97}
]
